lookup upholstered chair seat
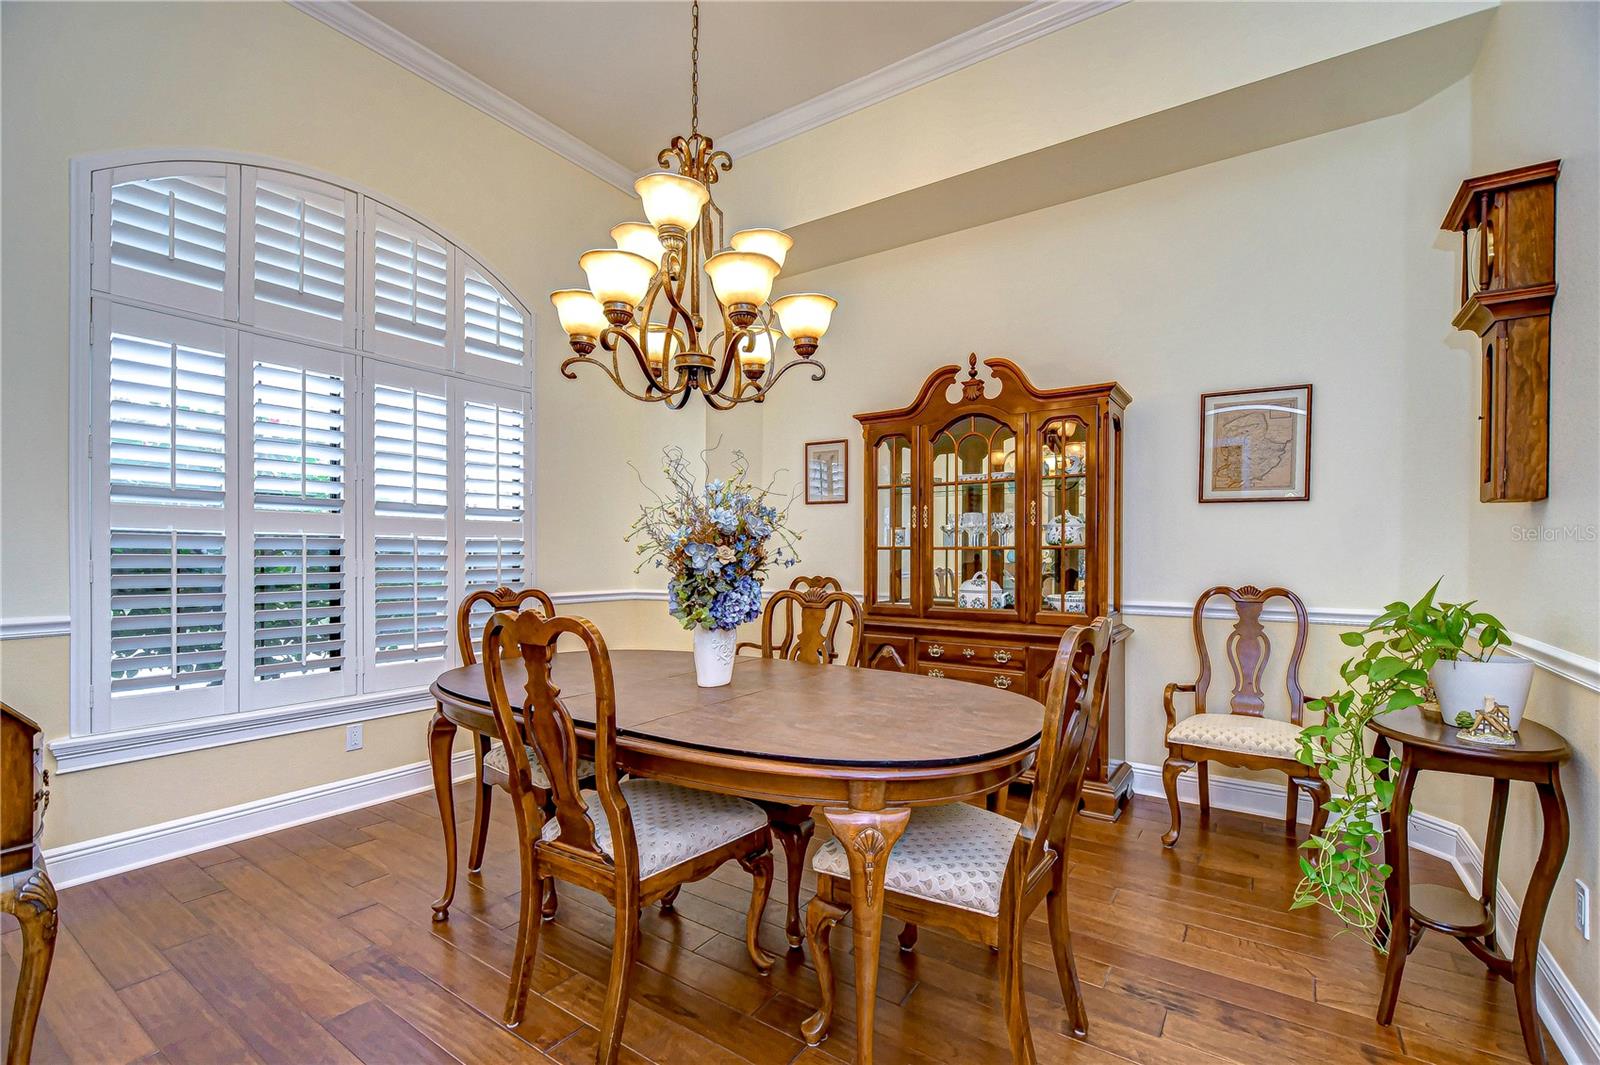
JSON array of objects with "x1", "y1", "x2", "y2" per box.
[
  {"x1": 541, "y1": 779, "x2": 770, "y2": 879},
  {"x1": 1164, "y1": 713, "x2": 1302, "y2": 759},
  {"x1": 812, "y1": 802, "x2": 1021, "y2": 915},
  {"x1": 485, "y1": 741, "x2": 595, "y2": 791}
]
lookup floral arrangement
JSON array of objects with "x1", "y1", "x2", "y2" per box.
[{"x1": 629, "y1": 446, "x2": 799, "y2": 631}]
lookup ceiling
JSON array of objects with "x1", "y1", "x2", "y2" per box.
[{"x1": 353, "y1": 1, "x2": 1024, "y2": 173}]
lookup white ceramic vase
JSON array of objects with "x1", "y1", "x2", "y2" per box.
[
  {"x1": 693, "y1": 626, "x2": 737, "y2": 687},
  {"x1": 1429, "y1": 657, "x2": 1535, "y2": 729}
]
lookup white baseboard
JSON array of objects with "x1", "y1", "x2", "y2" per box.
[
  {"x1": 43, "y1": 750, "x2": 475, "y2": 888},
  {"x1": 1128, "y1": 762, "x2": 1599, "y2": 1065}
]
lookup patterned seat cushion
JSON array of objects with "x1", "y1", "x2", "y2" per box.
[
  {"x1": 811, "y1": 802, "x2": 1021, "y2": 916},
  {"x1": 540, "y1": 779, "x2": 768, "y2": 879},
  {"x1": 483, "y1": 742, "x2": 594, "y2": 790},
  {"x1": 1167, "y1": 713, "x2": 1301, "y2": 759}
]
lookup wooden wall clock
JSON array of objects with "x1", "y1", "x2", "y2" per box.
[{"x1": 1442, "y1": 160, "x2": 1559, "y2": 502}]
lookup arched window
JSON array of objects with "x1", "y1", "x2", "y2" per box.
[{"x1": 75, "y1": 152, "x2": 533, "y2": 737}]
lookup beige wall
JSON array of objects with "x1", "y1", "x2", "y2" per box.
[{"x1": 0, "y1": 2, "x2": 698, "y2": 844}]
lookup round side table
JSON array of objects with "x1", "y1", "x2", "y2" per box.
[{"x1": 1369, "y1": 705, "x2": 1571, "y2": 1065}]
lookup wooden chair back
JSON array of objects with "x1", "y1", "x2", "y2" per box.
[
  {"x1": 482, "y1": 610, "x2": 637, "y2": 877},
  {"x1": 1189, "y1": 585, "x2": 1308, "y2": 724},
  {"x1": 457, "y1": 586, "x2": 555, "y2": 665},
  {"x1": 1021, "y1": 615, "x2": 1114, "y2": 872},
  {"x1": 760, "y1": 588, "x2": 862, "y2": 666},
  {"x1": 753, "y1": 575, "x2": 845, "y2": 660}
]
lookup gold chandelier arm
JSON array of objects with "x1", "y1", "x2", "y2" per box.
[
  {"x1": 558, "y1": 352, "x2": 674, "y2": 404},
  {"x1": 601, "y1": 324, "x2": 686, "y2": 400}
]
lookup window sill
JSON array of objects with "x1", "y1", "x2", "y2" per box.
[{"x1": 48, "y1": 686, "x2": 437, "y2": 774}]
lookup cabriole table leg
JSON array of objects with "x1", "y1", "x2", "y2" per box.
[{"x1": 428, "y1": 705, "x2": 459, "y2": 922}]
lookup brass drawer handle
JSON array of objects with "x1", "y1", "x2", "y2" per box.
[
  {"x1": 928, "y1": 644, "x2": 944, "y2": 658},
  {"x1": 962, "y1": 647, "x2": 976, "y2": 658},
  {"x1": 993, "y1": 650, "x2": 1012, "y2": 664},
  {"x1": 994, "y1": 676, "x2": 1013, "y2": 690},
  {"x1": 927, "y1": 668, "x2": 945, "y2": 679}
]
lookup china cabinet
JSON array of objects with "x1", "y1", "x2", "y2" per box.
[{"x1": 855, "y1": 356, "x2": 1133, "y2": 819}]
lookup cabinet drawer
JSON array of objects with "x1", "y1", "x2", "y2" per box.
[
  {"x1": 918, "y1": 637, "x2": 1027, "y2": 670},
  {"x1": 918, "y1": 661, "x2": 1033, "y2": 696}
]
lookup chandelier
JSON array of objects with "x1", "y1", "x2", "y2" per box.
[{"x1": 549, "y1": 1, "x2": 837, "y2": 409}]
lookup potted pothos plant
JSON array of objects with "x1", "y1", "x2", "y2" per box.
[{"x1": 1293, "y1": 580, "x2": 1521, "y2": 947}]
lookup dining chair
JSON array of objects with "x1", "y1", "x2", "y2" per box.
[
  {"x1": 732, "y1": 578, "x2": 862, "y2": 948},
  {"x1": 1159, "y1": 584, "x2": 1329, "y2": 848},
  {"x1": 734, "y1": 574, "x2": 848, "y2": 662},
  {"x1": 481, "y1": 608, "x2": 776, "y2": 1061},
  {"x1": 804, "y1": 616, "x2": 1115, "y2": 1061},
  {"x1": 456, "y1": 586, "x2": 595, "y2": 905}
]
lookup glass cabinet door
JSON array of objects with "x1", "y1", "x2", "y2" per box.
[
  {"x1": 872, "y1": 434, "x2": 913, "y2": 607},
  {"x1": 929, "y1": 415, "x2": 1017, "y2": 611},
  {"x1": 1038, "y1": 415, "x2": 1091, "y2": 616}
]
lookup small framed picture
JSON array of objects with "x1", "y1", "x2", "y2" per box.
[
  {"x1": 1199, "y1": 384, "x2": 1312, "y2": 503},
  {"x1": 804, "y1": 439, "x2": 848, "y2": 505}
]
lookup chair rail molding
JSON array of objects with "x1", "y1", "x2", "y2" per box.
[{"x1": 0, "y1": 615, "x2": 71, "y2": 641}]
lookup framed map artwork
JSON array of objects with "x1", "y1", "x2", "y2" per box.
[{"x1": 1198, "y1": 384, "x2": 1312, "y2": 502}]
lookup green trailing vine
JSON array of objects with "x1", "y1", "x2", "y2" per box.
[{"x1": 1292, "y1": 580, "x2": 1510, "y2": 947}]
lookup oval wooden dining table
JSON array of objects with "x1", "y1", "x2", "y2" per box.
[{"x1": 428, "y1": 648, "x2": 1043, "y2": 1064}]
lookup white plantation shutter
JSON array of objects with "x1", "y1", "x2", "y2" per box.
[
  {"x1": 79, "y1": 155, "x2": 540, "y2": 736},
  {"x1": 243, "y1": 170, "x2": 355, "y2": 344},
  {"x1": 373, "y1": 383, "x2": 449, "y2": 515},
  {"x1": 252, "y1": 359, "x2": 346, "y2": 511},
  {"x1": 107, "y1": 328, "x2": 228, "y2": 506},
  {"x1": 463, "y1": 399, "x2": 525, "y2": 519},
  {"x1": 366, "y1": 204, "x2": 450, "y2": 365},
  {"x1": 372, "y1": 534, "x2": 450, "y2": 665},
  {"x1": 95, "y1": 163, "x2": 237, "y2": 317},
  {"x1": 252, "y1": 534, "x2": 347, "y2": 679},
  {"x1": 463, "y1": 536, "x2": 527, "y2": 642}
]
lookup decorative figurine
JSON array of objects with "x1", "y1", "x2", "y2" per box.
[{"x1": 1456, "y1": 695, "x2": 1517, "y2": 746}]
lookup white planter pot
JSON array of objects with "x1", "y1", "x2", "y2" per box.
[
  {"x1": 1429, "y1": 657, "x2": 1535, "y2": 729},
  {"x1": 693, "y1": 627, "x2": 737, "y2": 687}
]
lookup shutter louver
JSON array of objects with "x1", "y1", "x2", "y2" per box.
[
  {"x1": 463, "y1": 536, "x2": 526, "y2": 643},
  {"x1": 108, "y1": 528, "x2": 227, "y2": 695},
  {"x1": 373, "y1": 384, "x2": 448, "y2": 514},
  {"x1": 108, "y1": 330, "x2": 227, "y2": 506},
  {"x1": 373, "y1": 221, "x2": 448, "y2": 348},
  {"x1": 252, "y1": 534, "x2": 346, "y2": 680},
  {"x1": 253, "y1": 361, "x2": 346, "y2": 510},
  {"x1": 372, "y1": 534, "x2": 448, "y2": 664},
  {"x1": 109, "y1": 174, "x2": 228, "y2": 293},
  {"x1": 463, "y1": 271, "x2": 525, "y2": 366},
  {"x1": 463, "y1": 401, "x2": 525, "y2": 520},
  {"x1": 252, "y1": 178, "x2": 346, "y2": 322}
]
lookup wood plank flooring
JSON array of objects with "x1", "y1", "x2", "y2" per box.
[{"x1": 3, "y1": 787, "x2": 1563, "y2": 1064}]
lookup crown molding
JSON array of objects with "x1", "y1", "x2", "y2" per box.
[
  {"x1": 287, "y1": 0, "x2": 637, "y2": 192},
  {"x1": 717, "y1": 0, "x2": 1127, "y2": 160}
]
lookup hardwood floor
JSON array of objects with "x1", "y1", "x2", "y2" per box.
[{"x1": 2, "y1": 786, "x2": 1562, "y2": 1065}]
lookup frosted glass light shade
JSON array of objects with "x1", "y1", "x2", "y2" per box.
[
  {"x1": 611, "y1": 222, "x2": 666, "y2": 268},
  {"x1": 730, "y1": 229, "x2": 793, "y2": 269},
  {"x1": 550, "y1": 289, "x2": 606, "y2": 338},
  {"x1": 635, "y1": 172, "x2": 709, "y2": 235},
  {"x1": 739, "y1": 327, "x2": 777, "y2": 377},
  {"x1": 579, "y1": 248, "x2": 655, "y2": 312},
  {"x1": 705, "y1": 251, "x2": 780, "y2": 313},
  {"x1": 772, "y1": 293, "x2": 837, "y2": 343},
  {"x1": 639, "y1": 324, "x2": 684, "y2": 371}
]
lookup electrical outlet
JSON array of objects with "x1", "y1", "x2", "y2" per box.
[
  {"x1": 345, "y1": 723, "x2": 364, "y2": 752},
  {"x1": 1577, "y1": 879, "x2": 1592, "y2": 941}
]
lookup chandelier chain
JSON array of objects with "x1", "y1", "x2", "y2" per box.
[{"x1": 690, "y1": 0, "x2": 700, "y2": 135}]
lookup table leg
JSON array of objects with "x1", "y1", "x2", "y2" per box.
[
  {"x1": 759, "y1": 802, "x2": 815, "y2": 949},
  {"x1": 4, "y1": 866, "x2": 57, "y2": 1065},
  {"x1": 428, "y1": 706, "x2": 459, "y2": 922},
  {"x1": 1512, "y1": 772, "x2": 1568, "y2": 1065},
  {"x1": 1376, "y1": 753, "x2": 1418, "y2": 1025},
  {"x1": 1480, "y1": 778, "x2": 1510, "y2": 955},
  {"x1": 1372, "y1": 734, "x2": 1396, "y2": 952},
  {"x1": 811, "y1": 803, "x2": 909, "y2": 1065}
]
